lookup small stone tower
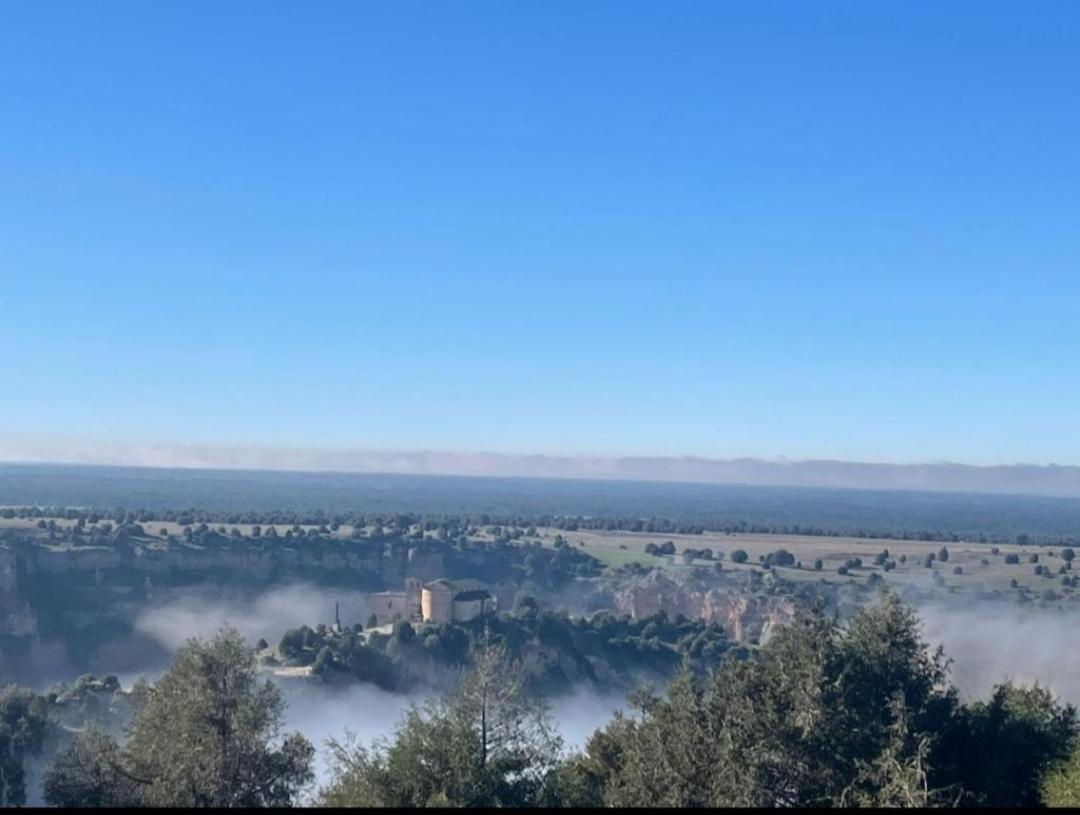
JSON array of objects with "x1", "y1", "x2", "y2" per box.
[{"x1": 404, "y1": 578, "x2": 422, "y2": 621}]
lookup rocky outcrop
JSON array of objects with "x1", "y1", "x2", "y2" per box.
[{"x1": 606, "y1": 567, "x2": 798, "y2": 645}]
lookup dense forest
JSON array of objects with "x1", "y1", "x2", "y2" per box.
[{"x1": 5, "y1": 500, "x2": 1079, "y2": 548}]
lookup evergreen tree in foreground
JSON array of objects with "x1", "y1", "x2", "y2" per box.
[
  {"x1": 320, "y1": 641, "x2": 562, "y2": 807},
  {"x1": 0, "y1": 687, "x2": 49, "y2": 806},
  {"x1": 43, "y1": 627, "x2": 314, "y2": 807},
  {"x1": 549, "y1": 593, "x2": 1077, "y2": 808},
  {"x1": 34, "y1": 594, "x2": 1080, "y2": 809}
]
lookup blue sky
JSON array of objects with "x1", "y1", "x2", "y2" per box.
[{"x1": 2, "y1": 1, "x2": 1079, "y2": 466}]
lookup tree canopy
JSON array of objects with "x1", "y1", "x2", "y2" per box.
[
  {"x1": 43, "y1": 627, "x2": 314, "y2": 808},
  {"x1": 546, "y1": 594, "x2": 1077, "y2": 808},
  {"x1": 319, "y1": 642, "x2": 562, "y2": 807},
  {"x1": 0, "y1": 687, "x2": 49, "y2": 807}
]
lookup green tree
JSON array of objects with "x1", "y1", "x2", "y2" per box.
[
  {"x1": 41, "y1": 727, "x2": 141, "y2": 807},
  {"x1": 767, "y1": 549, "x2": 796, "y2": 567},
  {"x1": 278, "y1": 627, "x2": 305, "y2": 660},
  {"x1": 1043, "y1": 742, "x2": 1080, "y2": 807},
  {"x1": 44, "y1": 627, "x2": 313, "y2": 808},
  {"x1": 583, "y1": 595, "x2": 962, "y2": 807},
  {"x1": 320, "y1": 643, "x2": 562, "y2": 807},
  {"x1": 542, "y1": 716, "x2": 634, "y2": 807},
  {"x1": 945, "y1": 682, "x2": 1076, "y2": 807},
  {"x1": 839, "y1": 695, "x2": 953, "y2": 807},
  {"x1": 0, "y1": 687, "x2": 50, "y2": 806}
]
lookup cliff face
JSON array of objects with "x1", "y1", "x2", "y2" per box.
[
  {"x1": 0, "y1": 537, "x2": 448, "y2": 655},
  {"x1": 607, "y1": 567, "x2": 798, "y2": 645},
  {"x1": 16, "y1": 541, "x2": 445, "y2": 584},
  {"x1": 0, "y1": 546, "x2": 37, "y2": 636}
]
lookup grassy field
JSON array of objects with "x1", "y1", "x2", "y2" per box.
[
  {"x1": 3, "y1": 515, "x2": 1075, "y2": 601},
  {"x1": 530, "y1": 527, "x2": 1078, "y2": 599}
]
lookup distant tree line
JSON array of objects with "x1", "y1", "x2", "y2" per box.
[{"x1": 5, "y1": 505, "x2": 1078, "y2": 547}]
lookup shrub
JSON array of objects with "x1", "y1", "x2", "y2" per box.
[
  {"x1": 731, "y1": 550, "x2": 749, "y2": 564},
  {"x1": 766, "y1": 549, "x2": 795, "y2": 567}
]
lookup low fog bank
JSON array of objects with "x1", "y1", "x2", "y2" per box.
[
  {"x1": 3, "y1": 583, "x2": 369, "y2": 691},
  {"x1": 135, "y1": 582, "x2": 372, "y2": 652},
  {"x1": 9, "y1": 440, "x2": 1080, "y2": 497},
  {"x1": 549, "y1": 687, "x2": 627, "y2": 750},
  {"x1": 919, "y1": 601, "x2": 1080, "y2": 703},
  {"x1": 277, "y1": 680, "x2": 627, "y2": 795},
  {"x1": 277, "y1": 680, "x2": 419, "y2": 791},
  {"x1": 135, "y1": 584, "x2": 627, "y2": 790}
]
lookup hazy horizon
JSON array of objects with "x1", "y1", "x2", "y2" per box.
[{"x1": 7, "y1": 436, "x2": 1080, "y2": 498}]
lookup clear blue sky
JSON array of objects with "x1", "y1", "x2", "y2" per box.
[{"x1": 2, "y1": 1, "x2": 1079, "y2": 465}]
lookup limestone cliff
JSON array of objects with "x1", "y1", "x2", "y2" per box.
[{"x1": 606, "y1": 567, "x2": 799, "y2": 645}]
